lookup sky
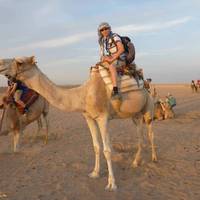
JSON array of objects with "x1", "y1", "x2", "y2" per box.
[{"x1": 0, "y1": 0, "x2": 200, "y2": 85}]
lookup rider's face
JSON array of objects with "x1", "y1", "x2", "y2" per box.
[{"x1": 100, "y1": 27, "x2": 110, "y2": 38}]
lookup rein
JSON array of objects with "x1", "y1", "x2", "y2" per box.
[{"x1": 0, "y1": 108, "x2": 5, "y2": 134}]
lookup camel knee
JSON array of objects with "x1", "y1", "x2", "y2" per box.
[
  {"x1": 94, "y1": 146, "x2": 100, "y2": 155},
  {"x1": 103, "y1": 150, "x2": 112, "y2": 160}
]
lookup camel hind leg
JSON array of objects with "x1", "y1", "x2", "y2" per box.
[
  {"x1": 146, "y1": 122, "x2": 157, "y2": 162},
  {"x1": 36, "y1": 117, "x2": 43, "y2": 136},
  {"x1": 41, "y1": 100, "x2": 49, "y2": 144},
  {"x1": 143, "y1": 91, "x2": 158, "y2": 162},
  {"x1": 42, "y1": 111, "x2": 49, "y2": 144},
  {"x1": 132, "y1": 113, "x2": 144, "y2": 167},
  {"x1": 144, "y1": 112, "x2": 158, "y2": 162}
]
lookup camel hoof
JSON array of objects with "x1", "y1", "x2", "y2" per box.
[
  {"x1": 14, "y1": 149, "x2": 19, "y2": 153},
  {"x1": 152, "y1": 155, "x2": 158, "y2": 162},
  {"x1": 132, "y1": 161, "x2": 139, "y2": 168},
  {"x1": 88, "y1": 171, "x2": 100, "y2": 178},
  {"x1": 132, "y1": 158, "x2": 142, "y2": 168},
  {"x1": 44, "y1": 139, "x2": 48, "y2": 145},
  {"x1": 105, "y1": 183, "x2": 117, "y2": 191}
]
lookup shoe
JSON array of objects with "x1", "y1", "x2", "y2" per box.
[
  {"x1": 23, "y1": 107, "x2": 29, "y2": 114},
  {"x1": 111, "y1": 91, "x2": 122, "y2": 100}
]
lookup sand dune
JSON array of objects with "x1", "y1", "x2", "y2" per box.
[{"x1": 0, "y1": 84, "x2": 200, "y2": 200}]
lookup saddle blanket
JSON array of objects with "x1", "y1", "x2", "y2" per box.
[
  {"x1": 98, "y1": 64, "x2": 143, "y2": 93},
  {"x1": 17, "y1": 89, "x2": 39, "y2": 114}
]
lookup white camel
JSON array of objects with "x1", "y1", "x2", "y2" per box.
[{"x1": 0, "y1": 56, "x2": 157, "y2": 191}]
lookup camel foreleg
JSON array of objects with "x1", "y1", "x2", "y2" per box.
[
  {"x1": 13, "y1": 129, "x2": 21, "y2": 153},
  {"x1": 97, "y1": 115, "x2": 117, "y2": 191},
  {"x1": 84, "y1": 114, "x2": 101, "y2": 178}
]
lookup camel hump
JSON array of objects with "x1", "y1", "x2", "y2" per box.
[{"x1": 97, "y1": 63, "x2": 143, "y2": 94}]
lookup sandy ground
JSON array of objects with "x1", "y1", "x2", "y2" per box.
[{"x1": 0, "y1": 84, "x2": 200, "y2": 200}]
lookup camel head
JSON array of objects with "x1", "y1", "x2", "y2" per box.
[{"x1": 0, "y1": 56, "x2": 37, "y2": 81}]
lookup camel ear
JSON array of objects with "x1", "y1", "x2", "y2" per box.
[
  {"x1": 29, "y1": 56, "x2": 37, "y2": 64},
  {"x1": 15, "y1": 57, "x2": 24, "y2": 64}
]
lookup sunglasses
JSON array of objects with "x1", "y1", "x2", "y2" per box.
[{"x1": 100, "y1": 27, "x2": 109, "y2": 32}]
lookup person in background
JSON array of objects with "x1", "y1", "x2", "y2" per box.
[{"x1": 165, "y1": 93, "x2": 176, "y2": 108}]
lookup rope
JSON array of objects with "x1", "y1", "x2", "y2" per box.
[{"x1": 0, "y1": 108, "x2": 5, "y2": 135}]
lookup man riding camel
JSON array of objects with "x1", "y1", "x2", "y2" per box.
[
  {"x1": 98, "y1": 22, "x2": 126, "y2": 99},
  {"x1": 6, "y1": 75, "x2": 29, "y2": 114}
]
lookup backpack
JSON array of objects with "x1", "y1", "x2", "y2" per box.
[
  {"x1": 116, "y1": 35, "x2": 135, "y2": 64},
  {"x1": 108, "y1": 34, "x2": 136, "y2": 64}
]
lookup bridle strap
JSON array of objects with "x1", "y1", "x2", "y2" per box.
[{"x1": 14, "y1": 64, "x2": 35, "y2": 79}]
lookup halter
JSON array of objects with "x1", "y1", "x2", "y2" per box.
[{"x1": 14, "y1": 63, "x2": 35, "y2": 79}]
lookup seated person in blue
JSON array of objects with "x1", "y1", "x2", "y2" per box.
[{"x1": 6, "y1": 75, "x2": 29, "y2": 113}]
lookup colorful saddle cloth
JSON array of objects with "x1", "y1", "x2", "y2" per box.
[{"x1": 16, "y1": 89, "x2": 39, "y2": 114}]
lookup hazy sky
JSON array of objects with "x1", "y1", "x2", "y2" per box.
[{"x1": 0, "y1": 0, "x2": 200, "y2": 85}]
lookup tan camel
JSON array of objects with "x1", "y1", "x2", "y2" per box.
[
  {"x1": 154, "y1": 101, "x2": 165, "y2": 120},
  {"x1": 0, "y1": 93, "x2": 49, "y2": 152},
  {"x1": 152, "y1": 88, "x2": 174, "y2": 120},
  {"x1": 191, "y1": 81, "x2": 198, "y2": 93},
  {"x1": 0, "y1": 56, "x2": 157, "y2": 191},
  {"x1": 163, "y1": 101, "x2": 175, "y2": 119}
]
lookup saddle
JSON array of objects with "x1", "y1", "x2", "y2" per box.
[
  {"x1": 92, "y1": 62, "x2": 144, "y2": 94},
  {"x1": 16, "y1": 89, "x2": 39, "y2": 114},
  {"x1": 116, "y1": 63, "x2": 144, "y2": 80}
]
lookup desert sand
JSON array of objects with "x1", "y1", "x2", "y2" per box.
[{"x1": 0, "y1": 84, "x2": 200, "y2": 200}]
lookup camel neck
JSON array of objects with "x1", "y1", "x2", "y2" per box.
[{"x1": 22, "y1": 67, "x2": 86, "y2": 112}]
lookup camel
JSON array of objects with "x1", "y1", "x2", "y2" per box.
[
  {"x1": 152, "y1": 88, "x2": 174, "y2": 120},
  {"x1": 0, "y1": 92, "x2": 49, "y2": 152},
  {"x1": 191, "y1": 81, "x2": 198, "y2": 93},
  {"x1": 154, "y1": 101, "x2": 165, "y2": 120},
  {"x1": 0, "y1": 56, "x2": 157, "y2": 191},
  {"x1": 163, "y1": 101, "x2": 175, "y2": 119},
  {"x1": 154, "y1": 100, "x2": 174, "y2": 120}
]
